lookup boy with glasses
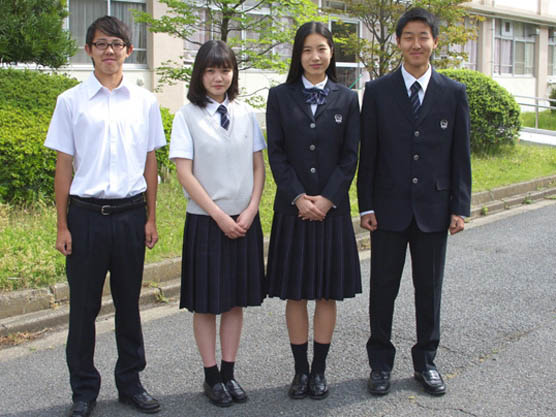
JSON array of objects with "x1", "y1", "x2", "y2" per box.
[{"x1": 45, "y1": 15, "x2": 166, "y2": 416}]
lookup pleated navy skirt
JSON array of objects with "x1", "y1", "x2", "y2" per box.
[
  {"x1": 267, "y1": 213, "x2": 362, "y2": 300},
  {"x1": 179, "y1": 212, "x2": 267, "y2": 314}
]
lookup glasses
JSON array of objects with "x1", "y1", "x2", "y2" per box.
[{"x1": 92, "y1": 40, "x2": 127, "y2": 51}]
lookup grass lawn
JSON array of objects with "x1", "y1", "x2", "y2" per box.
[
  {"x1": 521, "y1": 110, "x2": 556, "y2": 131},
  {"x1": 1, "y1": 143, "x2": 556, "y2": 291}
]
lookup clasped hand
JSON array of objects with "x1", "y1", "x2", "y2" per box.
[{"x1": 296, "y1": 194, "x2": 333, "y2": 221}]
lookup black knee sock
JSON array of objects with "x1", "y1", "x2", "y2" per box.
[
  {"x1": 204, "y1": 365, "x2": 222, "y2": 387},
  {"x1": 311, "y1": 341, "x2": 330, "y2": 375},
  {"x1": 291, "y1": 342, "x2": 309, "y2": 374},
  {"x1": 220, "y1": 360, "x2": 235, "y2": 382}
]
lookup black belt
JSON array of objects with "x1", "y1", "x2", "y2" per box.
[{"x1": 70, "y1": 195, "x2": 145, "y2": 215}]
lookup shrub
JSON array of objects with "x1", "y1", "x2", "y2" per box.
[
  {"x1": 550, "y1": 88, "x2": 556, "y2": 113},
  {"x1": 0, "y1": 68, "x2": 176, "y2": 204},
  {"x1": 0, "y1": 69, "x2": 79, "y2": 204},
  {"x1": 157, "y1": 107, "x2": 175, "y2": 181},
  {"x1": 439, "y1": 69, "x2": 521, "y2": 155}
]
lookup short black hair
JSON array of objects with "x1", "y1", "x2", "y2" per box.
[
  {"x1": 396, "y1": 7, "x2": 439, "y2": 40},
  {"x1": 86, "y1": 15, "x2": 132, "y2": 47},
  {"x1": 187, "y1": 40, "x2": 239, "y2": 108},
  {"x1": 286, "y1": 21, "x2": 337, "y2": 84}
]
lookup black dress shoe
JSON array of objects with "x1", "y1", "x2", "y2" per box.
[
  {"x1": 119, "y1": 390, "x2": 161, "y2": 414},
  {"x1": 224, "y1": 379, "x2": 248, "y2": 403},
  {"x1": 308, "y1": 373, "x2": 329, "y2": 400},
  {"x1": 203, "y1": 381, "x2": 233, "y2": 407},
  {"x1": 69, "y1": 400, "x2": 96, "y2": 417},
  {"x1": 368, "y1": 370, "x2": 391, "y2": 395},
  {"x1": 288, "y1": 373, "x2": 309, "y2": 399},
  {"x1": 414, "y1": 369, "x2": 446, "y2": 396}
]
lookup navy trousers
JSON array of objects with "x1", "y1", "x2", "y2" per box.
[
  {"x1": 366, "y1": 218, "x2": 448, "y2": 373},
  {"x1": 65, "y1": 199, "x2": 147, "y2": 402}
]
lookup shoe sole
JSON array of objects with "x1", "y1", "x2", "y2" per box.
[
  {"x1": 368, "y1": 388, "x2": 390, "y2": 396},
  {"x1": 231, "y1": 395, "x2": 248, "y2": 403},
  {"x1": 288, "y1": 392, "x2": 308, "y2": 400},
  {"x1": 118, "y1": 397, "x2": 161, "y2": 414},
  {"x1": 309, "y1": 390, "x2": 329, "y2": 400},
  {"x1": 204, "y1": 392, "x2": 233, "y2": 407},
  {"x1": 414, "y1": 375, "x2": 446, "y2": 396}
]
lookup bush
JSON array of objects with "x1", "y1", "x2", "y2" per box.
[
  {"x1": 439, "y1": 69, "x2": 521, "y2": 155},
  {"x1": 550, "y1": 88, "x2": 556, "y2": 113},
  {"x1": 0, "y1": 68, "x2": 175, "y2": 204},
  {"x1": 0, "y1": 69, "x2": 79, "y2": 204}
]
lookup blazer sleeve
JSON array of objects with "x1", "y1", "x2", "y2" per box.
[
  {"x1": 450, "y1": 84, "x2": 472, "y2": 216},
  {"x1": 266, "y1": 87, "x2": 306, "y2": 203},
  {"x1": 321, "y1": 90, "x2": 360, "y2": 206},
  {"x1": 357, "y1": 82, "x2": 378, "y2": 213}
]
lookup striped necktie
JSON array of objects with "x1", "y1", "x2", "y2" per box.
[
  {"x1": 217, "y1": 104, "x2": 230, "y2": 130},
  {"x1": 410, "y1": 81, "x2": 421, "y2": 118}
]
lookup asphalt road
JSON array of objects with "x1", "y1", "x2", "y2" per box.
[{"x1": 1, "y1": 201, "x2": 555, "y2": 417}]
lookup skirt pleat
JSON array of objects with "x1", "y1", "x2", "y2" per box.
[
  {"x1": 267, "y1": 214, "x2": 362, "y2": 300},
  {"x1": 179, "y1": 212, "x2": 266, "y2": 314}
]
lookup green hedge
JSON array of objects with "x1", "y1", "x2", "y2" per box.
[
  {"x1": 439, "y1": 69, "x2": 521, "y2": 155},
  {"x1": 0, "y1": 68, "x2": 174, "y2": 204}
]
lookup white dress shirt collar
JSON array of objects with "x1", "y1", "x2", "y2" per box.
[
  {"x1": 401, "y1": 64, "x2": 432, "y2": 97},
  {"x1": 206, "y1": 95, "x2": 230, "y2": 115},
  {"x1": 85, "y1": 72, "x2": 131, "y2": 100},
  {"x1": 302, "y1": 75, "x2": 328, "y2": 90}
]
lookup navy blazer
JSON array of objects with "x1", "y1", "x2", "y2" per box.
[
  {"x1": 357, "y1": 67, "x2": 472, "y2": 232},
  {"x1": 266, "y1": 79, "x2": 360, "y2": 216}
]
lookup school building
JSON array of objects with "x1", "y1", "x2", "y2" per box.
[{"x1": 62, "y1": 0, "x2": 556, "y2": 112}]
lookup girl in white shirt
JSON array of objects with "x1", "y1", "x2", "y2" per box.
[{"x1": 169, "y1": 40, "x2": 266, "y2": 408}]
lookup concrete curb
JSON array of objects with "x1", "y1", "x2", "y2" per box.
[{"x1": 1, "y1": 175, "x2": 556, "y2": 337}]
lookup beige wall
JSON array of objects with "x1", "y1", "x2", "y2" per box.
[{"x1": 149, "y1": 0, "x2": 186, "y2": 112}]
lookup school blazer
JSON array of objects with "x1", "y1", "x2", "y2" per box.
[
  {"x1": 266, "y1": 79, "x2": 360, "y2": 216},
  {"x1": 357, "y1": 67, "x2": 472, "y2": 232}
]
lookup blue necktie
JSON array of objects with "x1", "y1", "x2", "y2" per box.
[
  {"x1": 217, "y1": 104, "x2": 230, "y2": 130},
  {"x1": 410, "y1": 81, "x2": 421, "y2": 118},
  {"x1": 303, "y1": 87, "x2": 330, "y2": 105}
]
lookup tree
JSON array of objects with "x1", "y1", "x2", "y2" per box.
[
  {"x1": 133, "y1": 0, "x2": 323, "y2": 88},
  {"x1": 332, "y1": 0, "x2": 479, "y2": 80},
  {"x1": 0, "y1": 0, "x2": 76, "y2": 69}
]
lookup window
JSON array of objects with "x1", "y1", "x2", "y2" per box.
[
  {"x1": 67, "y1": 0, "x2": 147, "y2": 65},
  {"x1": 494, "y1": 19, "x2": 536, "y2": 76},
  {"x1": 548, "y1": 28, "x2": 556, "y2": 76},
  {"x1": 330, "y1": 20, "x2": 362, "y2": 89}
]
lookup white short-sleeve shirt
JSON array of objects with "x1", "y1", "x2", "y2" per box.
[
  {"x1": 44, "y1": 72, "x2": 166, "y2": 198},
  {"x1": 168, "y1": 96, "x2": 266, "y2": 161}
]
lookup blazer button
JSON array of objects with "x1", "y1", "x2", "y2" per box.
[
  {"x1": 310, "y1": 167, "x2": 316, "y2": 174},
  {"x1": 414, "y1": 130, "x2": 420, "y2": 137},
  {"x1": 310, "y1": 123, "x2": 316, "y2": 128},
  {"x1": 413, "y1": 154, "x2": 420, "y2": 160},
  {"x1": 412, "y1": 177, "x2": 418, "y2": 184},
  {"x1": 309, "y1": 144, "x2": 316, "y2": 151}
]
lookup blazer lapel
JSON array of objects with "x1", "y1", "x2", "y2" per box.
[
  {"x1": 391, "y1": 67, "x2": 414, "y2": 124},
  {"x1": 416, "y1": 68, "x2": 441, "y2": 125},
  {"x1": 287, "y1": 81, "x2": 315, "y2": 121},
  {"x1": 314, "y1": 79, "x2": 339, "y2": 121}
]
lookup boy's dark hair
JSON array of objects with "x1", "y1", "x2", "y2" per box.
[
  {"x1": 187, "y1": 40, "x2": 239, "y2": 107},
  {"x1": 286, "y1": 21, "x2": 337, "y2": 84},
  {"x1": 396, "y1": 7, "x2": 439, "y2": 39},
  {"x1": 86, "y1": 15, "x2": 132, "y2": 47}
]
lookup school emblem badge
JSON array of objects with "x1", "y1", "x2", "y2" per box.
[
  {"x1": 440, "y1": 119, "x2": 448, "y2": 129},
  {"x1": 335, "y1": 114, "x2": 343, "y2": 124}
]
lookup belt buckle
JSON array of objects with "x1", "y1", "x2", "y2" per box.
[{"x1": 100, "y1": 205, "x2": 111, "y2": 215}]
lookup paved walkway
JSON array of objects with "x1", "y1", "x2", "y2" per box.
[{"x1": 1, "y1": 200, "x2": 555, "y2": 417}]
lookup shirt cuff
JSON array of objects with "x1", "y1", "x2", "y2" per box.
[{"x1": 360, "y1": 210, "x2": 375, "y2": 216}]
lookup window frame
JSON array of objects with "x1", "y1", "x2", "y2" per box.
[
  {"x1": 494, "y1": 18, "x2": 537, "y2": 77},
  {"x1": 66, "y1": 0, "x2": 147, "y2": 68}
]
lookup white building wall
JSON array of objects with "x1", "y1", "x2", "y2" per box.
[{"x1": 493, "y1": 0, "x2": 538, "y2": 13}]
